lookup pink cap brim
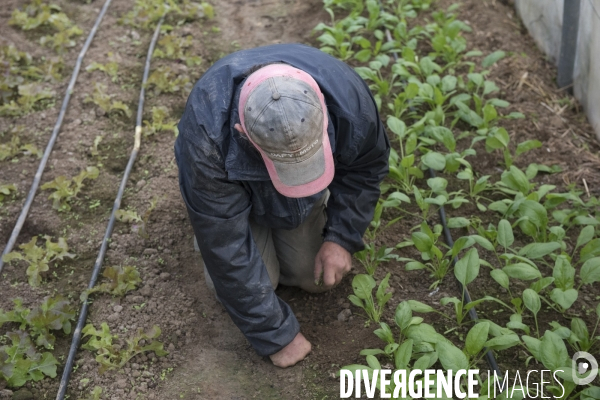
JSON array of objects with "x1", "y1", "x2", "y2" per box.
[{"x1": 238, "y1": 64, "x2": 334, "y2": 198}]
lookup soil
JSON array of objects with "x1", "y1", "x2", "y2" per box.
[{"x1": 1, "y1": 0, "x2": 599, "y2": 399}]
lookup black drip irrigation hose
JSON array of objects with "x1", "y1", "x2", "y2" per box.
[
  {"x1": 376, "y1": 0, "x2": 505, "y2": 391},
  {"x1": 0, "y1": 0, "x2": 114, "y2": 274},
  {"x1": 429, "y1": 170, "x2": 504, "y2": 392},
  {"x1": 55, "y1": 16, "x2": 165, "y2": 400}
]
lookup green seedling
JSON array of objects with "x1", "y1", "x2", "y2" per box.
[
  {"x1": 81, "y1": 386, "x2": 103, "y2": 400},
  {"x1": 399, "y1": 221, "x2": 452, "y2": 288},
  {"x1": 86, "y1": 53, "x2": 119, "y2": 82},
  {"x1": 0, "y1": 295, "x2": 75, "y2": 349},
  {"x1": 115, "y1": 197, "x2": 158, "y2": 239},
  {"x1": 82, "y1": 322, "x2": 168, "y2": 373},
  {"x1": 120, "y1": 0, "x2": 213, "y2": 29},
  {"x1": 145, "y1": 66, "x2": 190, "y2": 96},
  {"x1": 10, "y1": 0, "x2": 82, "y2": 53},
  {"x1": 41, "y1": 166, "x2": 99, "y2": 211},
  {"x1": 314, "y1": 17, "x2": 361, "y2": 61},
  {"x1": 0, "y1": 83, "x2": 55, "y2": 117},
  {"x1": 0, "y1": 331, "x2": 59, "y2": 388},
  {"x1": 0, "y1": 127, "x2": 41, "y2": 161},
  {"x1": 0, "y1": 184, "x2": 18, "y2": 203},
  {"x1": 355, "y1": 197, "x2": 403, "y2": 275},
  {"x1": 84, "y1": 82, "x2": 131, "y2": 118},
  {"x1": 456, "y1": 167, "x2": 492, "y2": 211},
  {"x1": 0, "y1": 45, "x2": 61, "y2": 116},
  {"x1": 2, "y1": 235, "x2": 74, "y2": 287},
  {"x1": 348, "y1": 273, "x2": 392, "y2": 323},
  {"x1": 143, "y1": 106, "x2": 179, "y2": 137},
  {"x1": 81, "y1": 265, "x2": 141, "y2": 301},
  {"x1": 153, "y1": 34, "x2": 202, "y2": 67}
]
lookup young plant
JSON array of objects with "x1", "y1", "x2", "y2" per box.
[
  {"x1": 84, "y1": 82, "x2": 131, "y2": 118},
  {"x1": 0, "y1": 82, "x2": 55, "y2": 117},
  {"x1": 86, "y1": 53, "x2": 119, "y2": 82},
  {"x1": 0, "y1": 295, "x2": 76, "y2": 349},
  {"x1": 145, "y1": 66, "x2": 191, "y2": 96},
  {"x1": 0, "y1": 331, "x2": 59, "y2": 388},
  {"x1": 2, "y1": 236, "x2": 74, "y2": 286},
  {"x1": 115, "y1": 197, "x2": 158, "y2": 239},
  {"x1": 41, "y1": 166, "x2": 99, "y2": 211},
  {"x1": 10, "y1": 0, "x2": 83, "y2": 53},
  {"x1": 348, "y1": 273, "x2": 392, "y2": 324},
  {"x1": 355, "y1": 195, "x2": 404, "y2": 275},
  {"x1": 81, "y1": 265, "x2": 141, "y2": 301},
  {"x1": 0, "y1": 183, "x2": 18, "y2": 204},
  {"x1": 0, "y1": 127, "x2": 41, "y2": 161},
  {"x1": 153, "y1": 34, "x2": 202, "y2": 66},
  {"x1": 82, "y1": 322, "x2": 168, "y2": 373},
  {"x1": 399, "y1": 221, "x2": 452, "y2": 288},
  {"x1": 143, "y1": 106, "x2": 179, "y2": 137}
]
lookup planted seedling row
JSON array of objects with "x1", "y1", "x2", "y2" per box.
[{"x1": 315, "y1": 0, "x2": 600, "y2": 398}]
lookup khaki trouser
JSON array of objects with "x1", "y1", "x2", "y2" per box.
[{"x1": 194, "y1": 191, "x2": 329, "y2": 294}]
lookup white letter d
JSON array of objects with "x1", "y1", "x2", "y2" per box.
[{"x1": 340, "y1": 370, "x2": 353, "y2": 398}]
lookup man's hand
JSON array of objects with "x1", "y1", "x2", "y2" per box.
[
  {"x1": 314, "y1": 241, "x2": 352, "y2": 288},
  {"x1": 269, "y1": 332, "x2": 311, "y2": 368}
]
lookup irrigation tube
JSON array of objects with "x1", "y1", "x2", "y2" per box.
[
  {"x1": 376, "y1": 0, "x2": 504, "y2": 390},
  {"x1": 55, "y1": 17, "x2": 165, "y2": 400},
  {"x1": 0, "y1": 0, "x2": 113, "y2": 274}
]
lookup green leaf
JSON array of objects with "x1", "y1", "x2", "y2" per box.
[
  {"x1": 581, "y1": 257, "x2": 600, "y2": 285},
  {"x1": 394, "y1": 339, "x2": 413, "y2": 369},
  {"x1": 447, "y1": 217, "x2": 470, "y2": 229},
  {"x1": 394, "y1": 301, "x2": 412, "y2": 331},
  {"x1": 411, "y1": 232, "x2": 433, "y2": 253},
  {"x1": 405, "y1": 261, "x2": 426, "y2": 270},
  {"x1": 515, "y1": 140, "x2": 542, "y2": 156},
  {"x1": 482, "y1": 50, "x2": 506, "y2": 68},
  {"x1": 454, "y1": 248, "x2": 480, "y2": 286},
  {"x1": 550, "y1": 288, "x2": 578, "y2": 310},
  {"x1": 522, "y1": 289, "x2": 541, "y2": 316},
  {"x1": 387, "y1": 116, "x2": 406, "y2": 139},
  {"x1": 484, "y1": 334, "x2": 520, "y2": 351},
  {"x1": 530, "y1": 277, "x2": 555, "y2": 293},
  {"x1": 351, "y1": 274, "x2": 376, "y2": 300},
  {"x1": 553, "y1": 256, "x2": 575, "y2": 290},
  {"x1": 522, "y1": 335, "x2": 541, "y2": 360},
  {"x1": 406, "y1": 300, "x2": 435, "y2": 313},
  {"x1": 436, "y1": 341, "x2": 469, "y2": 371},
  {"x1": 518, "y1": 242, "x2": 561, "y2": 259},
  {"x1": 581, "y1": 239, "x2": 600, "y2": 263},
  {"x1": 502, "y1": 263, "x2": 542, "y2": 280},
  {"x1": 465, "y1": 322, "x2": 489, "y2": 356},
  {"x1": 427, "y1": 177, "x2": 448, "y2": 193},
  {"x1": 540, "y1": 330, "x2": 569, "y2": 371},
  {"x1": 501, "y1": 166, "x2": 531, "y2": 195},
  {"x1": 490, "y1": 269, "x2": 509, "y2": 289},
  {"x1": 422, "y1": 151, "x2": 446, "y2": 171},
  {"x1": 497, "y1": 219, "x2": 514, "y2": 248}
]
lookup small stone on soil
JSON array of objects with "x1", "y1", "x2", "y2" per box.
[
  {"x1": 337, "y1": 309, "x2": 352, "y2": 322},
  {"x1": 107, "y1": 313, "x2": 120, "y2": 322}
]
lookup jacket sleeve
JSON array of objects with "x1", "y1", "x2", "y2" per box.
[
  {"x1": 323, "y1": 114, "x2": 390, "y2": 254},
  {"x1": 174, "y1": 109, "x2": 299, "y2": 357}
]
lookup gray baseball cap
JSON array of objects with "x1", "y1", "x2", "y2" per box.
[{"x1": 238, "y1": 64, "x2": 334, "y2": 198}]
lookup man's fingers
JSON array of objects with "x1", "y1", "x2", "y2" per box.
[
  {"x1": 323, "y1": 264, "x2": 337, "y2": 287},
  {"x1": 314, "y1": 255, "x2": 323, "y2": 285}
]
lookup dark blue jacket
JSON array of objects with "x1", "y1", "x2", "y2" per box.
[{"x1": 174, "y1": 44, "x2": 389, "y2": 356}]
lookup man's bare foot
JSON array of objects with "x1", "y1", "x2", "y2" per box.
[{"x1": 269, "y1": 332, "x2": 312, "y2": 368}]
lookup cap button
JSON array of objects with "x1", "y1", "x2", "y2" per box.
[{"x1": 272, "y1": 92, "x2": 281, "y2": 100}]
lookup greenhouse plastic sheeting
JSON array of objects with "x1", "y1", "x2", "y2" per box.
[{"x1": 515, "y1": 0, "x2": 600, "y2": 139}]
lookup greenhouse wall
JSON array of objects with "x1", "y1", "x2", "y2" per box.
[{"x1": 515, "y1": 0, "x2": 600, "y2": 139}]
